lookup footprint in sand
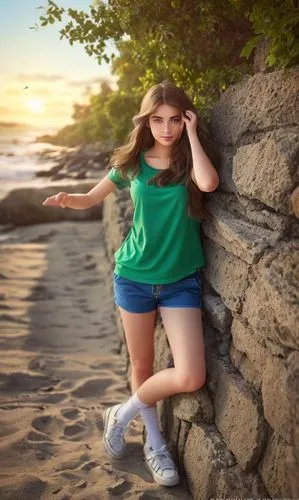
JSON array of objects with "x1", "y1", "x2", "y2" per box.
[
  {"x1": 0, "y1": 372, "x2": 51, "y2": 392},
  {"x1": 62, "y1": 421, "x2": 88, "y2": 441},
  {"x1": 31, "y1": 414, "x2": 65, "y2": 437},
  {"x1": 61, "y1": 408, "x2": 81, "y2": 420},
  {"x1": 27, "y1": 429, "x2": 52, "y2": 442},
  {"x1": 71, "y1": 377, "x2": 112, "y2": 398}
]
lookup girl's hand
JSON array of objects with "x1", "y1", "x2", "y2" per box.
[
  {"x1": 42, "y1": 192, "x2": 71, "y2": 208},
  {"x1": 182, "y1": 109, "x2": 198, "y2": 137}
]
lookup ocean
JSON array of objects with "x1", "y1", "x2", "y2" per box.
[{"x1": 0, "y1": 124, "x2": 69, "y2": 200}]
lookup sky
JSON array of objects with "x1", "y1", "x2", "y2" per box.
[{"x1": 0, "y1": 0, "x2": 115, "y2": 131}]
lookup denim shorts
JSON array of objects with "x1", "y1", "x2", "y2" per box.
[{"x1": 113, "y1": 270, "x2": 202, "y2": 313}]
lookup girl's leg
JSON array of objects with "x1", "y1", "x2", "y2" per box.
[
  {"x1": 135, "y1": 307, "x2": 206, "y2": 404},
  {"x1": 117, "y1": 307, "x2": 166, "y2": 450},
  {"x1": 104, "y1": 307, "x2": 204, "y2": 486},
  {"x1": 118, "y1": 307, "x2": 156, "y2": 393},
  {"x1": 104, "y1": 307, "x2": 166, "y2": 451},
  {"x1": 109, "y1": 307, "x2": 205, "y2": 422}
]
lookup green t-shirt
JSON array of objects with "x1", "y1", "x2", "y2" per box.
[{"x1": 107, "y1": 150, "x2": 206, "y2": 284}]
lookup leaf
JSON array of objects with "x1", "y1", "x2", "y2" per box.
[
  {"x1": 240, "y1": 34, "x2": 263, "y2": 58},
  {"x1": 266, "y1": 52, "x2": 277, "y2": 66}
]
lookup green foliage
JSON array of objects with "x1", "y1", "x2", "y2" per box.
[
  {"x1": 241, "y1": 0, "x2": 299, "y2": 68},
  {"x1": 38, "y1": 0, "x2": 298, "y2": 144}
]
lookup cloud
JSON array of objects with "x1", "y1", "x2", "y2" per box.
[
  {"x1": 16, "y1": 73, "x2": 65, "y2": 82},
  {"x1": 67, "y1": 75, "x2": 114, "y2": 87},
  {"x1": 6, "y1": 87, "x2": 51, "y2": 96}
]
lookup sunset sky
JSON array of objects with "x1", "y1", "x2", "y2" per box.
[{"x1": 0, "y1": 0, "x2": 115, "y2": 131}]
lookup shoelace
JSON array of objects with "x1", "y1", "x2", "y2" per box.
[
  {"x1": 148, "y1": 447, "x2": 176, "y2": 472},
  {"x1": 107, "y1": 419, "x2": 125, "y2": 446}
]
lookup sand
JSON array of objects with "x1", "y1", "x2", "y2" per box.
[{"x1": 0, "y1": 220, "x2": 191, "y2": 499}]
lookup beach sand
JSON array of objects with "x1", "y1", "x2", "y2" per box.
[{"x1": 0, "y1": 220, "x2": 191, "y2": 499}]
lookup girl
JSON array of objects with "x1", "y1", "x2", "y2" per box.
[{"x1": 42, "y1": 81, "x2": 219, "y2": 487}]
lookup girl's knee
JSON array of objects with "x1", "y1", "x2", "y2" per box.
[{"x1": 177, "y1": 371, "x2": 206, "y2": 393}]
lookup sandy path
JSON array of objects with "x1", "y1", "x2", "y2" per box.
[{"x1": 0, "y1": 221, "x2": 191, "y2": 499}]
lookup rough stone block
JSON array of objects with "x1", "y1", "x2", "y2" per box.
[
  {"x1": 229, "y1": 343, "x2": 263, "y2": 391},
  {"x1": 209, "y1": 352, "x2": 267, "y2": 471},
  {"x1": 203, "y1": 202, "x2": 281, "y2": 264},
  {"x1": 184, "y1": 423, "x2": 267, "y2": 498},
  {"x1": 285, "y1": 351, "x2": 299, "y2": 497},
  {"x1": 202, "y1": 238, "x2": 250, "y2": 312},
  {"x1": 177, "y1": 419, "x2": 192, "y2": 466},
  {"x1": 231, "y1": 316, "x2": 269, "y2": 376},
  {"x1": 290, "y1": 185, "x2": 299, "y2": 218},
  {"x1": 203, "y1": 292, "x2": 232, "y2": 334},
  {"x1": 213, "y1": 147, "x2": 236, "y2": 192},
  {"x1": 259, "y1": 430, "x2": 294, "y2": 498},
  {"x1": 262, "y1": 356, "x2": 292, "y2": 443},
  {"x1": 211, "y1": 67, "x2": 299, "y2": 145},
  {"x1": 242, "y1": 243, "x2": 299, "y2": 350},
  {"x1": 206, "y1": 191, "x2": 290, "y2": 234},
  {"x1": 166, "y1": 411, "x2": 181, "y2": 456},
  {"x1": 233, "y1": 129, "x2": 298, "y2": 214},
  {"x1": 184, "y1": 423, "x2": 236, "y2": 499},
  {"x1": 172, "y1": 387, "x2": 214, "y2": 424}
]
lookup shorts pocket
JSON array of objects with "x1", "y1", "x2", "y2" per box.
[{"x1": 181, "y1": 271, "x2": 201, "y2": 285}]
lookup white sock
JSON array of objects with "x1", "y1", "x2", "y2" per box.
[
  {"x1": 140, "y1": 406, "x2": 166, "y2": 450},
  {"x1": 116, "y1": 392, "x2": 149, "y2": 427}
]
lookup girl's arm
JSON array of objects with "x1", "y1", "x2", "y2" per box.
[
  {"x1": 183, "y1": 110, "x2": 219, "y2": 192},
  {"x1": 42, "y1": 174, "x2": 117, "y2": 209},
  {"x1": 189, "y1": 134, "x2": 219, "y2": 192}
]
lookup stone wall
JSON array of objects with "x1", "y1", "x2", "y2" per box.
[{"x1": 103, "y1": 66, "x2": 299, "y2": 499}]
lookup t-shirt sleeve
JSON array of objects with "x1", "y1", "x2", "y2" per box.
[{"x1": 108, "y1": 167, "x2": 131, "y2": 189}]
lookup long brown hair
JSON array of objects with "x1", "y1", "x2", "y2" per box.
[{"x1": 109, "y1": 81, "x2": 217, "y2": 221}]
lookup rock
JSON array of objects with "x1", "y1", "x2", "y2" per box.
[
  {"x1": 259, "y1": 431, "x2": 294, "y2": 498},
  {"x1": 0, "y1": 181, "x2": 103, "y2": 225},
  {"x1": 203, "y1": 201, "x2": 282, "y2": 264},
  {"x1": 172, "y1": 388, "x2": 215, "y2": 424},
  {"x1": 242, "y1": 242, "x2": 299, "y2": 350},
  {"x1": 232, "y1": 129, "x2": 298, "y2": 214},
  {"x1": 206, "y1": 191, "x2": 290, "y2": 234},
  {"x1": 208, "y1": 352, "x2": 267, "y2": 471},
  {"x1": 202, "y1": 238, "x2": 249, "y2": 312},
  {"x1": 35, "y1": 165, "x2": 62, "y2": 177},
  {"x1": 184, "y1": 423, "x2": 266, "y2": 498},
  {"x1": 203, "y1": 293, "x2": 232, "y2": 333},
  {"x1": 211, "y1": 67, "x2": 299, "y2": 146},
  {"x1": 290, "y1": 185, "x2": 299, "y2": 218}
]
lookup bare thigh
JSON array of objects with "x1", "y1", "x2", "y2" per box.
[
  {"x1": 159, "y1": 307, "x2": 206, "y2": 383},
  {"x1": 118, "y1": 307, "x2": 157, "y2": 372}
]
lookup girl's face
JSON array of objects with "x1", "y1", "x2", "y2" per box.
[{"x1": 147, "y1": 104, "x2": 185, "y2": 147}]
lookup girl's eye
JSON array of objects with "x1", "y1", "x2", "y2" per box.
[{"x1": 152, "y1": 118, "x2": 181, "y2": 123}]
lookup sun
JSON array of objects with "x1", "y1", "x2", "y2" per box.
[{"x1": 24, "y1": 98, "x2": 45, "y2": 114}]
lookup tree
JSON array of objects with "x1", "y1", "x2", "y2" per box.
[{"x1": 38, "y1": 0, "x2": 299, "y2": 144}]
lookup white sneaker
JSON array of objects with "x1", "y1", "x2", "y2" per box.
[
  {"x1": 143, "y1": 440, "x2": 180, "y2": 487},
  {"x1": 103, "y1": 403, "x2": 127, "y2": 458}
]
